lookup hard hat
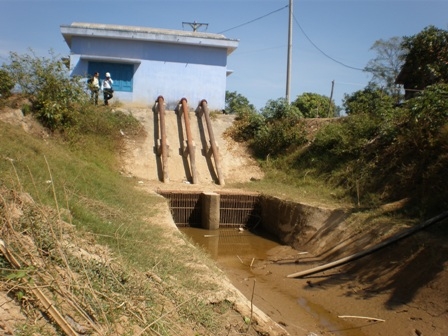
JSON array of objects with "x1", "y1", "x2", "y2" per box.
[{"x1": 105, "y1": 72, "x2": 111, "y2": 77}]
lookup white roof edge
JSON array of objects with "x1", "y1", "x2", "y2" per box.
[
  {"x1": 61, "y1": 22, "x2": 239, "y2": 54},
  {"x1": 80, "y1": 55, "x2": 141, "y2": 64}
]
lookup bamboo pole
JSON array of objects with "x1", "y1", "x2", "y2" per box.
[{"x1": 287, "y1": 210, "x2": 448, "y2": 278}]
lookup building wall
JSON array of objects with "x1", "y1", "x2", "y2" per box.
[{"x1": 69, "y1": 36, "x2": 228, "y2": 110}]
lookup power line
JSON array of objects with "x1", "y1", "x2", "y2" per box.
[
  {"x1": 218, "y1": 5, "x2": 288, "y2": 34},
  {"x1": 292, "y1": 14, "x2": 364, "y2": 71},
  {"x1": 219, "y1": 4, "x2": 364, "y2": 72}
]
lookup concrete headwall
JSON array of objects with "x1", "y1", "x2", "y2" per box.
[{"x1": 259, "y1": 196, "x2": 348, "y2": 252}]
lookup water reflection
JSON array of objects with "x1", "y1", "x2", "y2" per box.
[
  {"x1": 180, "y1": 227, "x2": 279, "y2": 262},
  {"x1": 181, "y1": 226, "x2": 368, "y2": 336}
]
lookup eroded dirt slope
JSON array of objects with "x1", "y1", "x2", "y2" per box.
[{"x1": 118, "y1": 106, "x2": 263, "y2": 187}]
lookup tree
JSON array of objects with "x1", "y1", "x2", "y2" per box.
[
  {"x1": 364, "y1": 36, "x2": 405, "y2": 101},
  {"x1": 225, "y1": 91, "x2": 256, "y2": 114},
  {"x1": 396, "y1": 26, "x2": 448, "y2": 99},
  {"x1": 292, "y1": 92, "x2": 336, "y2": 118},
  {"x1": 343, "y1": 84, "x2": 395, "y2": 118},
  {"x1": 260, "y1": 97, "x2": 302, "y2": 121}
]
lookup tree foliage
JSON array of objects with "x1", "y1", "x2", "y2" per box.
[
  {"x1": 343, "y1": 84, "x2": 396, "y2": 118},
  {"x1": 364, "y1": 36, "x2": 405, "y2": 101},
  {"x1": 260, "y1": 97, "x2": 302, "y2": 121},
  {"x1": 398, "y1": 26, "x2": 448, "y2": 99},
  {"x1": 2, "y1": 50, "x2": 89, "y2": 130},
  {"x1": 225, "y1": 91, "x2": 256, "y2": 114},
  {"x1": 227, "y1": 97, "x2": 307, "y2": 158},
  {"x1": 292, "y1": 92, "x2": 335, "y2": 118},
  {"x1": 0, "y1": 68, "x2": 15, "y2": 98}
]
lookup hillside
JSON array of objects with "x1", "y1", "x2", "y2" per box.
[
  {"x1": 0, "y1": 103, "x2": 285, "y2": 336},
  {"x1": 1, "y1": 102, "x2": 448, "y2": 336}
]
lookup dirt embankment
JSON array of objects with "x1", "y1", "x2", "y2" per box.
[{"x1": 118, "y1": 106, "x2": 263, "y2": 188}]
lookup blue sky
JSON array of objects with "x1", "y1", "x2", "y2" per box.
[{"x1": 1, "y1": 0, "x2": 447, "y2": 110}]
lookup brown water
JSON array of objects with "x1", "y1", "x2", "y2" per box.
[{"x1": 180, "y1": 227, "x2": 368, "y2": 336}]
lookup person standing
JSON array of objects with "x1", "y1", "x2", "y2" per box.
[
  {"x1": 88, "y1": 72, "x2": 100, "y2": 105},
  {"x1": 102, "y1": 72, "x2": 114, "y2": 105}
]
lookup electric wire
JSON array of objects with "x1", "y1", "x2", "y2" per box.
[
  {"x1": 218, "y1": 3, "x2": 365, "y2": 73},
  {"x1": 293, "y1": 14, "x2": 364, "y2": 71},
  {"x1": 218, "y1": 5, "x2": 288, "y2": 34}
]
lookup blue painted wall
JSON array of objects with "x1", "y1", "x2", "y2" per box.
[{"x1": 69, "y1": 36, "x2": 228, "y2": 110}]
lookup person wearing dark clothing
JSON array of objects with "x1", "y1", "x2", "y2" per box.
[{"x1": 101, "y1": 72, "x2": 114, "y2": 105}]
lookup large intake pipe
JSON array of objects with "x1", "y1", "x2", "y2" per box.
[
  {"x1": 179, "y1": 98, "x2": 198, "y2": 184},
  {"x1": 198, "y1": 99, "x2": 225, "y2": 186},
  {"x1": 156, "y1": 95, "x2": 169, "y2": 183}
]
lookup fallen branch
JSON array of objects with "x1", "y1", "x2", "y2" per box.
[
  {"x1": 287, "y1": 210, "x2": 448, "y2": 278},
  {"x1": 338, "y1": 315, "x2": 385, "y2": 322},
  {"x1": 135, "y1": 296, "x2": 195, "y2": 336},
  {"x1": 32, "y1": 285, "x2": 79, "y2": 336}
]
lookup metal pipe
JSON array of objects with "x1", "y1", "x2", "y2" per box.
[
  {"x1": 199, "y1": 99, "x2": 225, "y2": 186},
  {"x1": 180, "y1": 98, "x2": 198, "y2": 184},
  {"x1": 157, "y1": 95, "x2": 169, "y2": 183}
]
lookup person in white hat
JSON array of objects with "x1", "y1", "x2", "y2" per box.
[{"x1": 101, "y1": 72, "x2": 114, "y2": 105}]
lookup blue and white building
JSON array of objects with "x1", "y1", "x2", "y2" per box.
[{"x1": 60, "y1": 22, "x2": 239, "y2": 110}]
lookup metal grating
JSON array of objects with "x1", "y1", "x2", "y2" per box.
[
  {"x1": 158, "y1": 191, "x2": 202, "y2": 227},
  {"x1": 219, "y1": 193, "x2": 261, "y2": 228},
  {"x1": 157, "y1": 191, "x2": 261, "y2": 228}
]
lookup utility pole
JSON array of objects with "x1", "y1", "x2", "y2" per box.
[
  {"x1": 286, "y1": 0, "x2": 293, "y2": 104},
  {"x1": 328, "y1": 80, "x2": 335, "y2": 117},
  {"x1": 182, "y1": 21, "x2": 208, "y2": 32}
]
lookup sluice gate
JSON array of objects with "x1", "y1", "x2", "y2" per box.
[{"x1": 158, "y1": 191, "x2": 261, "y2": 228}]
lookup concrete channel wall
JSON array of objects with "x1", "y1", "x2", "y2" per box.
[
  {"x1": 161, "y1": 191, "x2": 349, "y2": 254},
  {"x1": 258, "y1": 196, "x2": 348, "y2": 252}
]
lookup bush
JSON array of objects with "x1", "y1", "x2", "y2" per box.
[
  {"x1": 292, "y1": 92, "x2": 336, "y2": 118},
  {"x1": 0, "y1": 68, "x2": 14, "y2": 98},
  {"x1": 252, "y1": 115, "x2": 307, "y2": 158},
  {"x1": 3, "y1": 50, "x2": 89, "y2": 130}
]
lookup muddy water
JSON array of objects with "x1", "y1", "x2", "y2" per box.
[{"x1": 181, "y1": 227, "x2": 370, "y2": 336}]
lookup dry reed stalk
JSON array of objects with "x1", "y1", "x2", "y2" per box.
[{"x1": 136, "y1": 296, "x2": 196, "y2": 336}]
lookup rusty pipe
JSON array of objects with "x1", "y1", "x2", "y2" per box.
[
  {"x1": 180, "y1": 98, "x2": 198, "y2": 184},
  {"x1": 157, "y1": 95, "x2": 169, "y2": 183},
  {"x1": 199, "y1": 99, "x2": 225, "y2": 186}
]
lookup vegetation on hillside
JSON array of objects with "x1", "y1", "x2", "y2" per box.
[{"x1": 226, "y1": 26, "x2": 448, "y2": 218}]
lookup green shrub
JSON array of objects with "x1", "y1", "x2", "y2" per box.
[
  {"x1": 252, "y1": 115, "x2": 307, "y2": 158},
  {"x1": 3, "y1": 50, "x2": 89, "y2": 131},
  {"x1": 0, "y1": 68, "x2": 14, "y2": 98}
]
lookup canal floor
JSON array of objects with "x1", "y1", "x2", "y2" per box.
[{"x1": 180, "y1": 227, "x2": 371, "y2": 336}]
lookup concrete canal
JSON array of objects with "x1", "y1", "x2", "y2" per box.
[{"x1": 161, "y1": 190, "x2": 371, "y2": 336}]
